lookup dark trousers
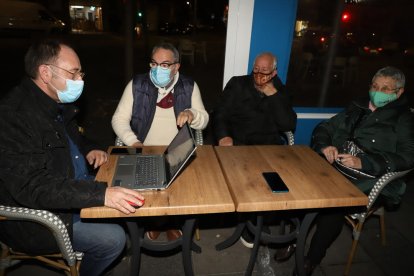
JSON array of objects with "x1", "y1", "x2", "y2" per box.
[{"x1": 307, "y1": 209, "x2": 345, "y2": 265}]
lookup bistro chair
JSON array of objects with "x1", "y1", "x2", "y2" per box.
[
  {"x1": 0, "y1": 205, "x2": 82, "y2": 276},
  {"x1": 178, "y1": 39, "x2": 195, "y2": 65},
  {"x1": 344, "y1": 168, "x2": 413, "y2": 275}
]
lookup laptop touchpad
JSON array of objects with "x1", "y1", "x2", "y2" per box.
[{"x1": 117, "y1": 165, "x2": 135, "y2": 175}]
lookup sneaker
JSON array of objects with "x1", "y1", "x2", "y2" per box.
[
  {"x1": 240, "y1": 229, "x2": 254, "y2": 248},
  {"x1": 240, "y1": 226, "x2": 271, "y2": 249}
]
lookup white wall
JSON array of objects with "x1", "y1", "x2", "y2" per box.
[{"x1": 222, "y1": 0, "x2": 255, "y2": 88}]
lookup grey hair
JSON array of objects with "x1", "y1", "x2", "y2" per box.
[
  {"x1": 151, "y1": 42, "x2": 180, "y2": 63},
  {"x1": 254, "y1": 52, "x2": 277, "y2": 70},
  {"x1": 372, "y1": 66, "x2": 405, "y2": 89}
]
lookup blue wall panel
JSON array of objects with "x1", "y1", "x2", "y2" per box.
[{"x1": 248, "y1": 0, "x2": 298, "y2": 82}]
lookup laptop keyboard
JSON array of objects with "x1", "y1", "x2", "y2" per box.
[{"x1": 134, "y1": 156, "x2": 163, "y2": 187}]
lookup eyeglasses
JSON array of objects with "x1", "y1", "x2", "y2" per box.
[
  {"x1": 252, "y1": 68, "x2": 275, "y2": 76},
  {"x1": 369, "y1": 83, "x2": 399, "y2": 93},
  {"x1": 46, "y1": 64, "x2": 85, "y2": 79},
  {"x1": 149, "y1": 61, "x2": 177, "y2": 69}
]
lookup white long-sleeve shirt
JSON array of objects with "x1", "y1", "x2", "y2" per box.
[{"x1": 112, "y1": 73, "x2": 209, "y2": 146}]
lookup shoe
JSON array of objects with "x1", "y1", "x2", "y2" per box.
[
  {"x1": 240, "y1": 229, "x2": 254, "y2": 248},
  {"x1": 240, "y1": 226, "x2": 271, "y2": 249},
  {"x1": 166, "y1": 229, "x2": 182, "y2": 241},
  {"x1": 146, "y1": 231, "x2": 161, "y2": 241},
  {"x1": 274, "y1": 243, "x2": 296, "y2": 262}
]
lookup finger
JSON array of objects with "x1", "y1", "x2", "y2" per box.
[{"x1": 117, "y1": 203, "x2": 134, "y2": 214}]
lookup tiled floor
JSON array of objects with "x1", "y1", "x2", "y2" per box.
[{"x1": 2, "y1": 175, "x2": 414, "y2": 276}]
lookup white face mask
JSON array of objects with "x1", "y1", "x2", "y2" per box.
[{"x1": 49, "y1": 68, "x2": 84, "y2": 103}]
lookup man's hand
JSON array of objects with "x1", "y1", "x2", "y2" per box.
[
  {"x1": 338, "y1": 154, "x2": 362, "y2": 169},
  {"x1": 219, "y1": 136, "x2": 233, "y2": 146},
  {"x1": 132, "y1": 141, "x2": 143, "y2": 148},
  {"x1": 256, "y1": 82, "x2": 277, "y2": 96},
  {"x1": 86, "y1": 150, "x2": 109, "y2": 169},
  {"x1": 321, "y1": 146, "x2": 339, "y2": 164},
  {"x1": 177, "y1": 109, "x2": 194, "y2": 127},
  {"x1": 105, "y1": 186, "x2": 145, "y2": 214}
]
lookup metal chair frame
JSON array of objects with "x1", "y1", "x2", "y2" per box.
[
  {"x1": 0, "y1": 205, "x2": 82, "y2": 276},
  {"x1": 344, "y1": 169, "x2": 413, "y2": 275}
]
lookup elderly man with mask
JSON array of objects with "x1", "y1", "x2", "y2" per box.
[
  {"x1": 213, "y1": 52, "x2": 296, "y2": 146},
  {"x1": 291, "y1": 66, "x2": 414, "y2": 275},
  {"x1": 212, "y1": 52, "x2": 297, "y2": 249},
  {"x1": 112, "y1": 42, "x2": 209, "y2": 241}
]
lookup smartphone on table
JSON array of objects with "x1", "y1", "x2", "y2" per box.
[{"x1": 262, "y1": 172, "x2": 289, "y2": 193}]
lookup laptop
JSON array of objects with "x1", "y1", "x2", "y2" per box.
[{"x1": 112, "y1": 123, "x2": 197, "y2": 190}]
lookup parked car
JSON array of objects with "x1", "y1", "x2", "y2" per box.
[{"x1": 0, "y1": 0, "x2": 66, "y2": 34}]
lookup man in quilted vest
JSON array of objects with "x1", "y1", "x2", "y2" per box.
[{"x1": 112, "y1": 42, "x2": 209, "y2": 241}]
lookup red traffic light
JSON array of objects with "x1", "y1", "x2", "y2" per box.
[{"x1": 342, "y1": 12, "x2": 350, "y2": 22}]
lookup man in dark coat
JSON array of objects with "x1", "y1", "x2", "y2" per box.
[
  {"x1": 213, "y1": 52, "x2": 297, "y2": 249},
  {"x1": 213, "y1": 52, "x2": 297, "y2": 146},
  {"x1": 300, "y1": 66, "x2": 414, "y2": 275},
  {"x1": 0, "y1": 39, "x2": 145, "y2": 276}
]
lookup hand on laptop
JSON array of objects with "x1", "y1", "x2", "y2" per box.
[
  {"x1": 105, "y1": 186, "x2": 145, "y2": 214},
  {"x1": 176, "y1": 109, "x2": 194, "y2": 127}
]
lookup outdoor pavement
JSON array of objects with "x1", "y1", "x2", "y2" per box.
[{"x1": 1, "y1": 31, "x2": 414, "y2": 276}]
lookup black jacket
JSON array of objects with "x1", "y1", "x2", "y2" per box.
[
  {"x1": 213, "y1": 74, "x2": 297, "y2": 145},
  {"x1": 311, "y1": 95, "x2": 414, "y2": 204},
  {"x1": 0, "y1": 78, "x2": 107, "y2": 254}
]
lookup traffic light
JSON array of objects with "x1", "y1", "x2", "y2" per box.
[{"x1": 342, "y1": 12, "x2": 350, "y2": 23}]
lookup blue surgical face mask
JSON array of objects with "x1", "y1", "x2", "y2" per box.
[
  {"x1": 369, "y1": 91, "x2": 397, "y2": 108},
  {"x1": 150, "y1": 66, "x2": 172, "y2": 87},
  {"x1": 49, "y1": 69, "x2": 84, "y2": 103}
]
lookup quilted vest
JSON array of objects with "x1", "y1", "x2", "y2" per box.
[{"x1": 130, "y1": 73, "x2": 194, "y2": 142}]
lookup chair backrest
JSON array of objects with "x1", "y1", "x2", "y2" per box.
[
  {"x1": 0, "y1": 205, "x2": 78, "y2": 267},
  {"x1": 365, "y1": 169, "x2": 413, "y2": 212},
  {"x1": 282, "y1": 131, "x2": 295, "y2": 145},
  {"x1": 178, "y1": 39, "x2": 194, "y2": 53}
]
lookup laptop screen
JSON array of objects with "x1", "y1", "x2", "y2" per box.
[{"x1": 164, "y1": 123, "x2": 197, "y2": 183}]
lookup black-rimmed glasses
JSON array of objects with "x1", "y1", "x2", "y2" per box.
[
  {"x1": 46, "y1": 64, "x2": 85, "y2": 79},
  {"x1": 149, "y1": 61, "x2": 177, "y2": 69}
]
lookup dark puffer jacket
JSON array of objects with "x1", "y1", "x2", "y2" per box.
[
  {"x1": 312, "y1": 95, "x2": 414, "y2": 204},
  {"x1": 0, "y1": 78, "x2": 107, "y2": 254}
]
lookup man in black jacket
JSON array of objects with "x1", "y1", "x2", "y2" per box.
[
  {"x1": 0, "y1": 39, "x2": 145, "y2": 276},
  {"x1": 213, "y1": 52, "x2": 297, "y2": 249},
  {"x1": 213, "y1": 52, "x2": 297, "y2": 146}
]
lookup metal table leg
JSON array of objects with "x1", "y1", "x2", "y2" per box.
[
  {"x1": 127, "y1": 217, "x2": 199, "y2": 276},
  {"x1": 245, "y1": 215, "x2": 263, "y2": 276},
  {"x1": 126, "y1": 221, "x2": 142, "y2": 276},
  {"x1": 182, "y1": 218, "x2": 197, "y2": 276},
  {"x1": 295, "y1": 212, "x2": 317, "y2": 276}
]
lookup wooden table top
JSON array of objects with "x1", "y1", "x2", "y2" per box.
[
  {"x1": 80, "y1": 145, "x2": 235, "y2": 218},
  {"x1": 214, "y1": 145, "x2": 368, "y2": 212}
]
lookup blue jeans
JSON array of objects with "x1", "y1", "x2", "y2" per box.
[{"x1": 72, "y1": 214, "x2": 126, "y2": 276}]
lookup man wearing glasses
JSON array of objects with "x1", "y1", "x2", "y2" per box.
[
  {"x1": 293, "y1": 66, "x2": 414, "y2": 275},
  {"x1": 0, "y1": 39, "x2": 145, "y2": 276},
  {"x1": 112, "y1": 42, "x2": 208, "y2": 240},
  {"x1": 212, "y1": 52, "x2": 297, "y2": 249},
  {"x1": 213, "y1": 52, "x2": 296, "y2": 146}
]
